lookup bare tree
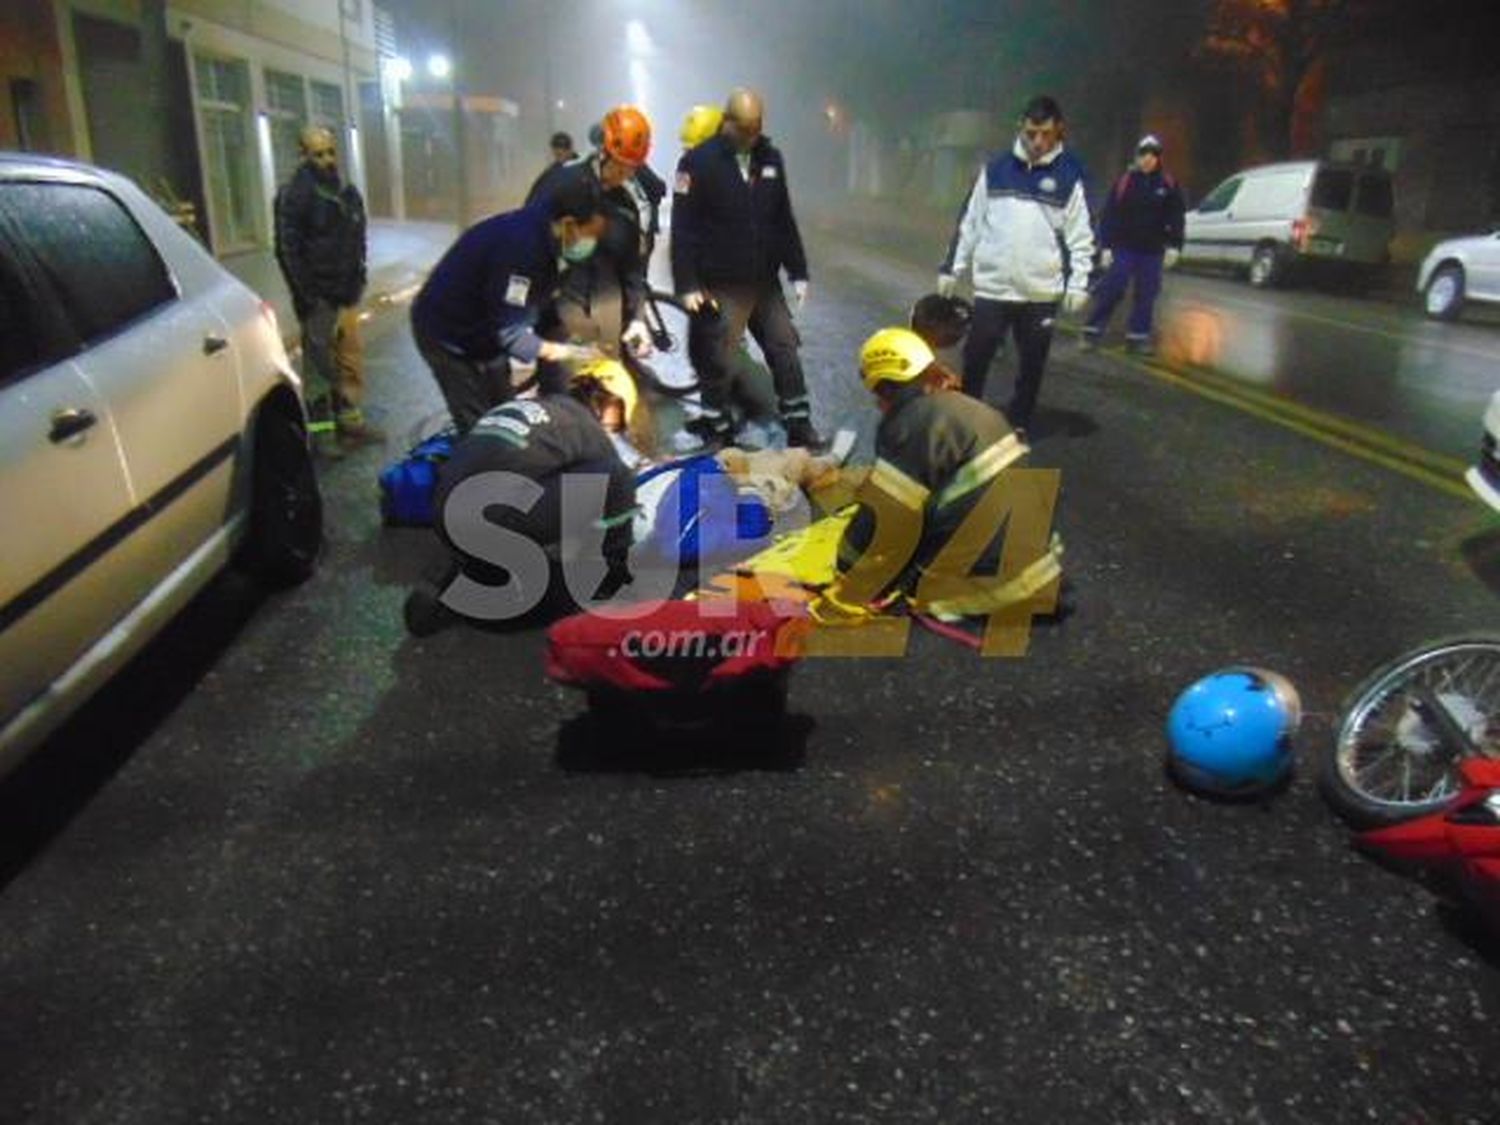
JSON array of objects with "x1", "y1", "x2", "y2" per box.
[{"x1": 1197, "y1": 0, "x2": 1392, "y2": 156}]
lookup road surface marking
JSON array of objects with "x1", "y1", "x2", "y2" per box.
[{"x1": 1125, "y1": 356, "x2": 1473, "y2": 500}]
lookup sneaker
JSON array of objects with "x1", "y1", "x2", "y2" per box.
[
  {"x1": 681, "y1": 416, "x2": 730, "y2": 453},
  {"x1": 784, "y1": 419, "x2": 826, "y2": 451},
  {"x1": 1124, "y1": 337, "x2": 1155, "y2": 357}
]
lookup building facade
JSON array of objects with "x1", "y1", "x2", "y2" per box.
[{"x1": 1, "y1": 0, "x2": 402, "y2": 256}]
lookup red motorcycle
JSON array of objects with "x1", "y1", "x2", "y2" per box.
[
  {"x1": 1321, "y1": 636, "x2": 1500, "y2": 930},
  {"x1": 1357, "y1": 758, "x2": 1500, "y2": 933}
]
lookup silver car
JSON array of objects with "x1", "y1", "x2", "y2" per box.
[
  {"x1": 1417, "y1": 230, "x2": 1500, "y2": 321},
  {"x1": 0, "y1": 154, "x2": 322, "y2": 773}
]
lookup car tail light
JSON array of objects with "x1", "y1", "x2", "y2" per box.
[{"x1": 1291, "y1": 217, "x2": 1321, "y2": 251}]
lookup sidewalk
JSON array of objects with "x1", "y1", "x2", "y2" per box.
[{"x1": 220, "y1": 219, "x2": 456, "y2": 348}]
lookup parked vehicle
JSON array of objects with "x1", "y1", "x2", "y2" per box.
[
  {"x1": 0, "y1": 154, "x2": 322, "y2": 774},
  {"x1": 1322, "y1": 636, "x2": 1500, "y2": 827},
  {"x1": 1178, "y1": 160, "x2": 1395, "y2": 289},
  {"x1": 1417, "y1": 230, "x2": 1500, "y2": 321},
  {"x1": 1465, "y1": 388, "x2": 1500, "y2": 513}
]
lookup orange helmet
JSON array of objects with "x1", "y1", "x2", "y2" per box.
[{"x1": 601, "y1": 105, "x2": 652, "y2": 166}]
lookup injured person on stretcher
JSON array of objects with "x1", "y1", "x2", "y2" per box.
[
  {"x1": 401, "y1": 363, "x2": 852, "y2": 637},
  {"x1": 403, "y1": 326, "x2": 1066, "y2": 643}
]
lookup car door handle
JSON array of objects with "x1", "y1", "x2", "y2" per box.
[
  {"x1": 203, "y1": 333, "x2": 229, "y2": 356},
  {"x1": 49, "y1": 407, "x2": 98, "y2": 444}
]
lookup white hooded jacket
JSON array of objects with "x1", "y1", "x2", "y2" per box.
[{"x1": 942, "y1": 139, "x2": 1095, "y2": 303}]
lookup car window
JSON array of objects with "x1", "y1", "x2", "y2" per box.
[
  {"x1": 1355, "y1": 174, "x2": 1394, "y2": 218},
  {"x1": 1232, "y1": 171, "x2": 1308, "y2": 220},
  {"x1": 0, "y1": 181, "x2": 175, "y2": 348},
  {"x1": 1196, "y1": 177, "x2": 1242, "y2": 214},
  {"x1": 0, "y1": 250, "x2": 68, "y2": 387},
  {"x1": 1310, "y1": 168, "x2": 1354, "y2": 211}
]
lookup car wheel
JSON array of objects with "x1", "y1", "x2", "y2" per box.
[
  {"x1": 1424, "y1": 264, "x2": 1466, "y2": 321},
  {"x1": 239, "y1": 408, "x2": 322, "y2": 587},
  {"x1": 1248, "y1": 245, "x2": 1282, "y2": 289}
]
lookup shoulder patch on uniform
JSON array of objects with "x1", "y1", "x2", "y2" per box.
[
  {"x1": 504, "y1": 274, "x2": 531, "y2": 308},
  {"x1": 512, "y1": 400, "x2": 551, "y2": 426},
  {"x1": 675, "y1": 171, "x2": 692, "y2": 194}
]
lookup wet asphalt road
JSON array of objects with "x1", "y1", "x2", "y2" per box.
[
  {"x1": 2, "y1": 232, "x2": 1500, "y2": 1124},
  {"x1": 1150, "y1": 271, "x2": 1500, "y2": 461}
]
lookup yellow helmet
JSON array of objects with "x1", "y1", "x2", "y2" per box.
[
  {"x1": 574, "y1": 357, "x2": 639, "y2": 424},
  {"x1": 858, "y1": 327, "x2": 935, "y2": 391},
  {"x1": 680, "y1": 104, "x2": 724, "y2": 148}
]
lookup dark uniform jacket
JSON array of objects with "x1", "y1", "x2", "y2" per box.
[
  {"x1": 531, "y1": 156, "x2": 659, "y2": 325},
  {"x1": 632, "y1": 163, "x2": 666, "y2": 262},
  {"x1": 1098, "y1": 166, "x2": 1186, "y2": 255},
  {"x1": 435, "y1": 393, "x2": 637, "y2": 560},
  {"x1": 410, "y1": 203, "x2": 559, "y2": 365},
  {"x1": 671, "y1": 133, "x2": 808, "y2": 293},
  {"x1": 834, "y1": 388, "x2": 1068, "y2": 616},
  {"x1": 273, "y1": 164, "x2": 367, "y2": 315}
]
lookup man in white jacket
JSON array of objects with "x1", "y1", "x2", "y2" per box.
[{"x1": 938, "y1": 95, "x2": 1094, "y2": 436}]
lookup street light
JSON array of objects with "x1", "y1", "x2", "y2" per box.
[{"x1": 427, "y1": 53, "x2": 451, "y2": 80}]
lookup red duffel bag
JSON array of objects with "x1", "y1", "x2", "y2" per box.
[{"x1": 545, "y1": 599, "x2": 805, "y2": 732}]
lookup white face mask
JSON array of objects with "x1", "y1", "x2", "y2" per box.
[{"x1": 562, "y1": 235, "x2": 598, "y2": 263}]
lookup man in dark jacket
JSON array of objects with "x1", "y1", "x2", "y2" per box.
[
  {"x1": 404, "y1": 386, "x2": 636, "y2": 635},
  {"x1": 671, "y1": 87, "x2": 821, "y2": 449},
  {"x1": 535, "y1": 107, "x2": 661, "y2": 364},
  {"x1": 524, "y1": 131, "x2": 577, "y2": 201},
  {"x1": 1082, "y1": 134, "x2": 1186, "y2": 355},
  {"x1": 273, "y1": 125, "x2": 377, "y2": 452},
  {"x1": 411, "y1": 175, "x2": 606, "y2": 434}
]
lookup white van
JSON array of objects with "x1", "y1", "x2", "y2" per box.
[{"x1": 1179, "y1": 160, "x2": 1395, "y2": 288}]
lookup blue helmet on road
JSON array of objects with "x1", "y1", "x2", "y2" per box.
[{"x1": 1167, "y1": 667, "x2": 1301, "y2": 797}]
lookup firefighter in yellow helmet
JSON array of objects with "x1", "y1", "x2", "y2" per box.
[
  {"x1": 679, "y1": 104, "x2": 724, "y2": 150},
  {"x1": 813, "y1": 327, "x2": 1064, "y2": 627}
]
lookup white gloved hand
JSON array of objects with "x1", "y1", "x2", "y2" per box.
[
  {"x1": 682, "y1": 291, "x2": 709, "y2": 314},
  {"x1": 1163, "y1": 247, "x2": 1181, "y2": 270},
  {"x1": 1098, "y1": 248, "x2": 1114, "y2": 270},
  {"x1": 792, "y1": 279, "x2": 809, "y2": 310},
  {"x1": 622, "y1": 319, "x2": 653, "y2": 358},
  {"x1": 936, "y1": 273, "x2": 958, "y2": 298},
  {"x1": 1062, "y1": 290, "x2": 1089, "y2": 316}
]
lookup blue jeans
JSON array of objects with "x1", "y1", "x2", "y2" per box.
[{"x1": 1087, "y1": 249, "x2": 1164, "y2": 340}]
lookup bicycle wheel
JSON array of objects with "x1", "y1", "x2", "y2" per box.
[
  {"x1": 1323, "y1": 635, "x2": 1500, "y2": 827},
  {"x1": 634, "y1": 291, "x2": 701, "y2": 398}
]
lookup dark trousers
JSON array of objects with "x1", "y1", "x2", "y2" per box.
[
  {"x1": 415, "y1": 332, "x2": 567, "y2": 435},
  {"x1": 697, "y1": 281, "x2": 810, "y2": 432},
  {"x1": 415, "y1": 331, "x2": 511, "y2": 436},
  {"x1": 960, "y1": 298, "x2": 1058, "y2": 429},
  {"x1": 1086, "y1": 249, "x2": 1164, "y2": 340}
]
